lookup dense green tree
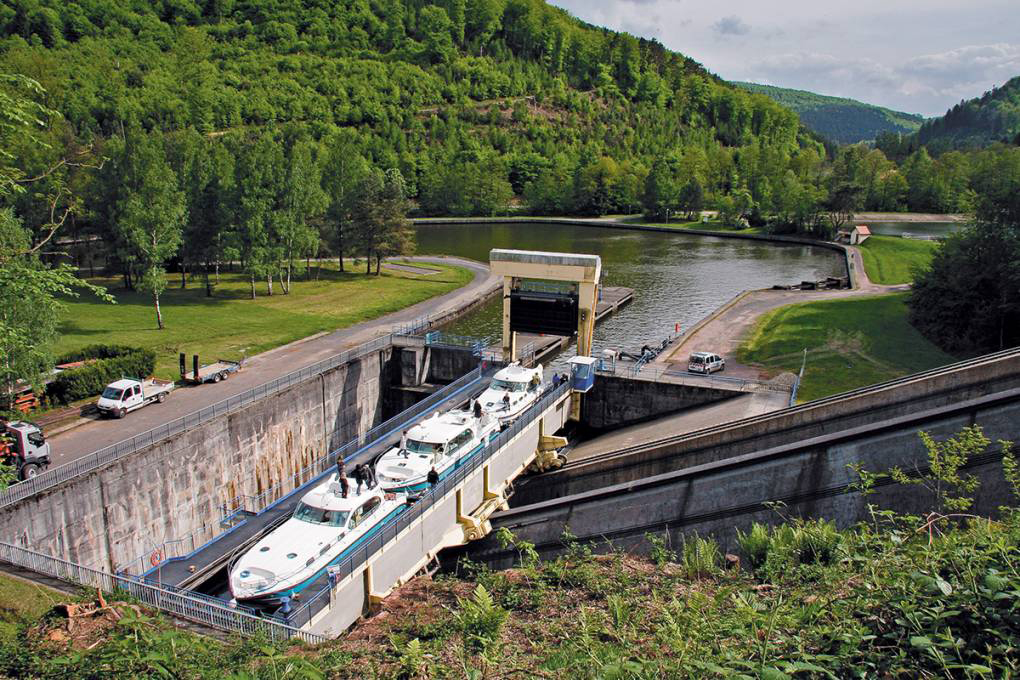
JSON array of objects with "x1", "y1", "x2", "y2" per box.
[
  {"x1": 349, "y1": 168, "x2": 414, "y2": 274},
  {"x1": 234, "y1": 131, "x2": 284, "y2": 298},
  {"x1": 642, "y1": 157, "x2": 681, "y2": 220},
  {"x1": 113, "y1": 130, "x2": 186, "y2": 329},
  {"x1": 419, "y1": 6, "x2": 454, "y2": 64},
  {"x1": 677, "y1": 178, "x2": 705, "y2": 220},
  {"x1": 573, "y1": 157, "x2": 619, "y2": 217},
  {"x1": 323, "y1": 131, "x2": 370, "y2": 272},
  {"x1": 277, "y1": 137, "x2": 327, "y2": 292},
  {"x1": 909, "y1": 148, "x2": 1020, "y2": 354},
  {"x1": 0, "y1": 73, "x2": 109, "y2": 408}
]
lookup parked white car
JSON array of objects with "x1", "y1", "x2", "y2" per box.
[{"x1": 688, "y1": 351, "x2": 725, "y2": 374}]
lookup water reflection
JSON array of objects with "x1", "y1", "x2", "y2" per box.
[{"x1": 416, "y1": 222, "x2": 845, "y2": 364}]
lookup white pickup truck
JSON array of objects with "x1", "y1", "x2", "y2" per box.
[{"x1": 96, "y1": 378, "x2": 175, "y2": 419}]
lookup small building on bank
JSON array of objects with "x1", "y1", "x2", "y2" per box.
[{"x1": 836, "y1": 225, "x2": 872, "y2": 245}]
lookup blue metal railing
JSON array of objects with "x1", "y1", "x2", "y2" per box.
[{"x1": 275, "y1": 382, "x2": 572, "y2": 629}]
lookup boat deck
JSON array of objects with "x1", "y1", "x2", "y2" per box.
[{"x1": 151, "y1": 368, "x2": 497, "y2": 590}]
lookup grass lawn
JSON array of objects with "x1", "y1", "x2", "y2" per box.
[
  {"x1": 0, "y1": 572, "x2": 65, "y2": 624},
  {"x1": 54, "y1": 260, "x2": 473, "y2": 379},
  {"x1": 858, "y1": 235, "x2": 939, "y2": 284},
  {"x1": 739, "y1": 293, "x2": 956, "y2": 402}
]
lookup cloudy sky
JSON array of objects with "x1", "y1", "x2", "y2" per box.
[{"x1": 551, "y1": 0, "x2": 1020, "y2": 117}]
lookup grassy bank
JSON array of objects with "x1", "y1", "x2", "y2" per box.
[
  {"x1": 858, "y1": 234, "x2": 939, "y2": 284},
  {"x1": 55, "y1": 261, "x2": 473, "y2": 379},
  {"x1": 739, "y1": 293, "x2": 955, "y2": 401},
  {"x1": 0, "y1": 572, "x2": 64, "y2": 624},
  {"x1": 1, "y1": 498, "x2": 1017, "y2": 677},
  {"x1": 623, "y1": 217, "x2": 764, "y2": 235}
]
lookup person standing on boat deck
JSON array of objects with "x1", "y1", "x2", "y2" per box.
[
  {"x1": 335, "y1": 458, "x2": 346, "y2": 482},
  {"x1": 530, "y1": 373, "x2": 540, "y2": 390},
  {"x1": 473, "y1": 400, "x2": 482, "y2": 418},
  {"x1": 365, "y1": 461, "x2": 377, "y2": 489},
  {"x1": 400, "y1": 430, "x2": 409, "y2": 457},
  {"x1": 338, "y1": 472, "x2": 350, "y2": 499},
  {"x1": 352, "y1": 464, "x2": 366, "y2": 494},
  {"x1": 502, "y1": 393, "x2": 510, "y2": 410},
  {"x1": 427, "y1": 466, "x2": 439, "y2": 488}
]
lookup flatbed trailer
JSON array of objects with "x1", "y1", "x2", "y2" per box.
[{"x1": 180, "y1": 356, "x2": 243, "y2": 384}]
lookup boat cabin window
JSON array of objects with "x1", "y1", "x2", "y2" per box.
[
  {"x1": 293, "y1": 502, "x2": 350, "y2": 527},
  {"x1": 102, "y1": 387, "x2": 124, "y2": 400},
  {"x1": 406, "y1": 439, "x2": 443, "y2": 456},
  {"x1": 351, "y1": 497, "x2": 382, "y2": 528},
  {"x1": 491, "y1": 378, "x2": 526, "y2": 392},
  {"x1": 447, "y1": 429, "x2": 473, "y2": 455}
]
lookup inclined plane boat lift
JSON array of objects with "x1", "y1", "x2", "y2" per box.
[{"x1": 144, "y1": 249, "x2": 605, "y2": 636}]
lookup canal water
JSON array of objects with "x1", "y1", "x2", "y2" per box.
[{"x1": 415, "y1": 222, "x2": 846, "y2": 363}]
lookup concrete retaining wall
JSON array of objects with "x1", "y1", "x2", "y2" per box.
[
  {"x1": 473, "y1": 387, "x2": 1020, "y2": 567},
  {"x1": 0, "y1": 349, "x2": 393, "y2": 573},
  {"x1": 516, "y1": 351, "x2": 1020, "y2": 504},
  {"x1": 581, "y1": 374, "x2": 739, "y2": 431}
]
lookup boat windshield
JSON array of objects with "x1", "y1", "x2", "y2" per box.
[
  {"x1": 406, "y1": 439, "x2": 444, "y2": 455},
  {"x1": 293, "y1": 502, "x2": 350, "y2": 526},
  {"x1": 491, "y1": 379, "x2": 526, "y2": 392},
  {"x1": 101, "y1": 387, "x2": 124, "y2": 400}
]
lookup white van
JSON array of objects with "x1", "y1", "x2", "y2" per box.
[{"x1": 688, "y1": 351, "x2": 725, "y2": 374}]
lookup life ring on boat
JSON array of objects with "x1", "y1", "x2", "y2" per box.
[{"x1": 150, "y1": 549, "x2": 164, "y2": 567}]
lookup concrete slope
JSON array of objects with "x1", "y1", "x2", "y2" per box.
[
  {"x1": 511, "y1": 347, "x2": 1020, "y2": 506},
  {"x1": 463, "y1": 353, "x2": 1020, "y2": 567},
  {"x1": 47, "y1": 257, "x2": 499, "y2": 468},
  {"x1": 568, "y1": 390, "x2": 789, "y2": 463}
]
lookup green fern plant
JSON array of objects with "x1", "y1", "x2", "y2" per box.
[
  {"x1": 453, "y1": 584, "x2": 508, "y2": 655},
  {"x1": 679, "y1": 534, "x2": 719, "y2": 579},
  {"x1": 792, "y1": 519, "x2": 841, "y2": 565},
  {"x1": 395, "y1": 638, "x2": 425, "y2": 679},
  {"x1": 736, "y1": 523, "x2": 770, "y2": 571}
]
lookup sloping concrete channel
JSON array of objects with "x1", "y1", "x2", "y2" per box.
[{"x1": 460, "y1": 348, "x2": 1020, "y2": 566}]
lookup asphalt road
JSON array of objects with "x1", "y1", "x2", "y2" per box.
[{"x1": 47, "y1": 256, "x2": 499, "y2": 468}]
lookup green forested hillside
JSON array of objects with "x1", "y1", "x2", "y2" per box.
[
  {"x1": 0, "y1": 0, "x2": 811, "y2": 224},
  {"x1": 733, "y1": 82, "x2": 923, "y2": 144},
  {"x1": 914, "y1": 76, "x2": 1020, "y2": 153}
]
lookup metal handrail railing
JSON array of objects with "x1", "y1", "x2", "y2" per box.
[
  {"x1": 0, "y1": 541, "x2": 324, "y2": 644},
  {"x1": 217, "y1": 364, "x2": 494, "y2": 519},
  {"x1": 0, "y1": 334, "x2": 394, "y2": 510},
  {"x1": 276, "y1": 382, "x2": 572, "y2": 628},
  {"x1": 125, "y1": 364, "x2": 497, "y2": 579}
]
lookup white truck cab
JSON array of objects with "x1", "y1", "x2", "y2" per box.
[
  {"x1": 0, "y1": 420, "x2": 51, "y2": 480},
  {"x1": 96, "y1": 378, "x2": 174, "y2": 419}
]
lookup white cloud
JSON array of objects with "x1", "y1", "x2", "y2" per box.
[
  {"x1": 712, "y1": 15, "x2": 750, "y2": 36},
  {"x1": 550, "y1": 0, "x2": 1020, "y2": 116},
  {"x1": 744, "y1": 43, "x2": 1020, "y2": 115}
]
